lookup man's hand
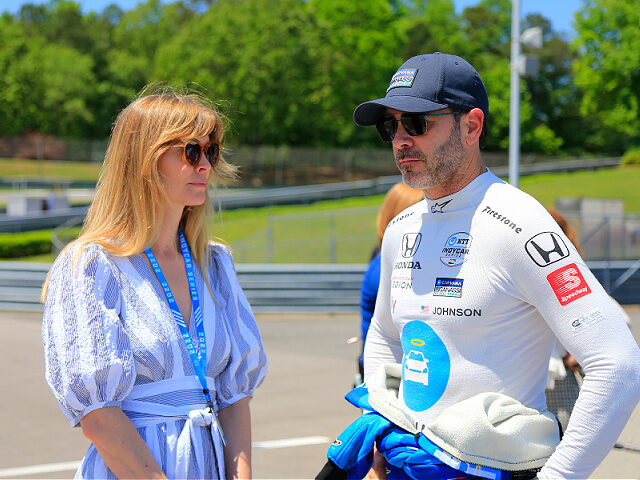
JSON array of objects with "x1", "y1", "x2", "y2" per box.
[
  {"x1": 364, "y1": 449, "x2": 387, "y2": 479},
  {"x1": 563, "y1": 353, "x2": 580, "y2": 372}
]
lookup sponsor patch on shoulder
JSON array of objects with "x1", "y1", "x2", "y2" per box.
[
  {"x1": 525, "y1": 232, "x2": 569, "y2": 267},
  {"x1": 570, "y1": 308, "x2": 605, "y2": 333},
  {"x1": 547, "y1": 263, "x2": 591, "y2": 306},
  {"x1": 387, "y1": 68, "x2": 418, "y2": 92},
  {"x1": 433, "y1": 277, "x2": 463, "y2": 297}
]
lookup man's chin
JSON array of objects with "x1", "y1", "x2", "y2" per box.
[{"x1": 401, "y1": 173, "x2": 432, "y2": 190}]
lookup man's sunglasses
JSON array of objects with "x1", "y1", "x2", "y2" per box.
[
  {"x1": 172, "y1": 139, "x2": 221, "y2": 168},
  {"x1": 375, "y1": 112, "x2": 456, "y2": 142}
]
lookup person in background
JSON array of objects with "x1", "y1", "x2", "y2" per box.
[
  {"x1": 358, "y1": 182, "x2": 424, "y2": 384},
  {"x1": 41, "y1": 87, "x2": 267, "y2": 479}
]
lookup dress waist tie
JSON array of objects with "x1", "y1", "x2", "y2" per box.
[{"x1": 120, "y1": 375, "x2": 225, "y2": 480}]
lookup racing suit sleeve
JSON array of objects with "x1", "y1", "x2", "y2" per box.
[
  {"x1": 363, "y1": 230, "x2": 403, "y2": 382},
  {"x1": 509, "y1": 217, "x2": 640, "y2": 478}
]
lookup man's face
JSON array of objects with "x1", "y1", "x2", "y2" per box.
[{"x1": 387, "y1": 108, "x2": 465, "y2": 191}]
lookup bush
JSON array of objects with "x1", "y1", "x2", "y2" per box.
[
  {"x1": 0, "y1": 230, "x2": 53, "y2": 258},
  {"x1": 621, "y1": 148, "x2": 640, "y2": 165}
]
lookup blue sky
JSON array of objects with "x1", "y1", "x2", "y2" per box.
[{"x1": 1, "y1": 0, "x2": 583, "y2": 35}]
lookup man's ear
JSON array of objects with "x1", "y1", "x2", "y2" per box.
[{"x1": 462, "y1": 108, "x2": 484, "y2": 146}]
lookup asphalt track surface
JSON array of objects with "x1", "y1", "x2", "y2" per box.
[{"x1": 1, "y1": 308, "x2": 640, "y2": 479}]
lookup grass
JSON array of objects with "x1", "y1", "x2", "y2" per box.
[
  {"x1": 518, "y1": 166, "x2": 640, "y2": 212},
  {"x1": 0, "y1": 158, "x2": 102, "y2": 183},
  {"x1": 3, "y1": 166, "x2": 638, "y2": 263},
  {"x1": 211, "y1": 195, "x2": 383, "y2": 263}
]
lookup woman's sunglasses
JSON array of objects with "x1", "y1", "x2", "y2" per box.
[
  {"x1": 172, "y1": 139, "x2": 221, "y2": 167},
  {"x1": 375, "y1": 112, "x2": 456, "y2": 142}
]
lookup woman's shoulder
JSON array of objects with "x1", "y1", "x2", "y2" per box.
[
  {"x1": 50, "y1": 241, "x2": 117, "y2": 280},
  {"x1": 207, "y1": 241, "x2": 233, "y2": 262},
  {"x1": 206, "y1": 241, "x2": 236, "y2": 272}
]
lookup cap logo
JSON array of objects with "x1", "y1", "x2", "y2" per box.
[{"x1": 387, "y1": 68, "x2": 418, "y2": 92}]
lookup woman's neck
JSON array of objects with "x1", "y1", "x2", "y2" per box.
[{"x1": 151, "y1": 208, "x2": 184, "y2": 259}]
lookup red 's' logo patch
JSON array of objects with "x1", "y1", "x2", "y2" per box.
[{"x1": 547, "y1": 263, "x2": 591, "y2": 306}]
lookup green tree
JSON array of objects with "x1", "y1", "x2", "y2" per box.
[
  {"x1": 572, "y1": 0, "x2": 640, "y2": 153},
  {"x1": 520, "y1": 13, "x2": 575, "y2": 155},
  {"x1": 0, "y1": 15, "x2": 45, "y2": 135},
  {"x1": 154, "y1": 0, "x2": 319, "y2": 145},
  {"x1": 455, "y1": 0, "x2": 514, "y2": 151},
  {"x1": 38, "y1": 44, "x2": 97, "y2": 136},
  {"x1": 459, "y1": 0, "x2": 511, "y2": 63},
  {"x1": 306, "y1": 0, "x2": 405, "y2": 146}
]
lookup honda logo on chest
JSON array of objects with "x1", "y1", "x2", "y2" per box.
[{"x1": 401, "y1": 233, "x2": 422, "y2": 258}]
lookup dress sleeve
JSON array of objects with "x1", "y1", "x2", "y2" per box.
[
  {"x1": 209, "y1": 245, "x2": 268, "y2": 408},
  {"x1": 42, "y1": 244, "x2": 135, "y2": 427}
]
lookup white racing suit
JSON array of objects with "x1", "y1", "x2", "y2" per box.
[{"x1": 364, "y1": 170, "x2": 640, "y2": 478}]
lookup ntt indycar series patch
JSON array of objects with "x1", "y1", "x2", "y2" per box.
[{"x1": 440, "y1": 232, "x2": 471, "y2": 266}]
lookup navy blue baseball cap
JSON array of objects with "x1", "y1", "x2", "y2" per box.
[{"x1": 353, "y1": 52, "x2": 489, "y2": 126}]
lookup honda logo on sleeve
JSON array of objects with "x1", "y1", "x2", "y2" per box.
[
  {"x1": 401, "y1": 233, "x2": 422, "y2": 258},
  {"x1": 525, "y1": 232, "x2": 569, "y2": 267}
]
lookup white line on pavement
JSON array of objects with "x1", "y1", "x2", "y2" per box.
[
  {"x1": 252, "y1": 435, "x2": 332, "y2": 449},
  {"x1": 0, "y1": 436, "x2": 332, "y2": 477},
  {"x1": 0, "y1": 460, "x2": 82, "y2": 478}
]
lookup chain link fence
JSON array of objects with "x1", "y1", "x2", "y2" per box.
[
  {"x1": 227, "y1": 206, "x2": 640, "y2": 265},
  {"x1": 230, "y1": 206, "x2": 380, "y2": 264}
]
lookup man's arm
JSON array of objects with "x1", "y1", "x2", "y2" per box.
[
  {"x1": 508, "y1": 214, "x2": 640, "y2": 478},
  {"x1": 363, "y1": 232, "x2": 403, "y2": 381},
  {"x1": 537, "y1": 291, "x2": 640, "y2": 479}
]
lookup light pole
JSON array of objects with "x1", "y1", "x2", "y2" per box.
[
  {"x1": 509, "y1": 0, "x2": 542, "y2": 188},
  {"x1": 509, "y1": 0, "x2": 522, "y2": 188}
]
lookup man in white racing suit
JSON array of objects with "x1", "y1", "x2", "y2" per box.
[{"x1": 352, "y1": 52, "x2": 640, "y2": 479}]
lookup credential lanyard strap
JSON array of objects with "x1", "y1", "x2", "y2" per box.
[{"x1": 144, "y1": 229, "x2": 211, "y2": 409}]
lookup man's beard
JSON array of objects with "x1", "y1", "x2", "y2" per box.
[{"x1": 396, "y1": 121, "x2": 464, "y2": 190}]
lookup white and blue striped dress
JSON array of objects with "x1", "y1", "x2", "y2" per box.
[{"x1": 42, "y1": 242, "x2": 268, "y2": 479}]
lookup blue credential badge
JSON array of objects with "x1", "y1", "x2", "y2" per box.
[
  {"x1": 387, "y1": 68, "x2": 418, "y2": 92},
  {"x1": 401, "y1": 321, "x2": 450, "y2": 412},
  {"x1": 434, "y1": 277, "x2": 464, "y2": 298}
]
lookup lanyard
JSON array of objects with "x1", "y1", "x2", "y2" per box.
[{"x1": 144, "y1": 229, "x2": 212, "y2": 410}]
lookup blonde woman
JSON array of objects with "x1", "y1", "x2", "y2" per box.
[{"x1": 42, "y1": 87, "x2": 267, "y2": 479}]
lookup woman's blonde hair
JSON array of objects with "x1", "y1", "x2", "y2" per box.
[
  {"x1": 376, "y1": 182, "x2": 425, "y2": 249},
  {"x1": 42, "y1": 85, "x2": 236, "y2": 298},
  {"x1": 547, "y1": 208, "x2": 584, "y2": 257}
]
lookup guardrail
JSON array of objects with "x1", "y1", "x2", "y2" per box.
[{"x1": 1, "y1": 260, "x2": 638, "y2": 313}]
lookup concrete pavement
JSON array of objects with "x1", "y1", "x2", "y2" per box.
[{"x1": 1, "y1": 309, "x2": 640, "y2": 479}]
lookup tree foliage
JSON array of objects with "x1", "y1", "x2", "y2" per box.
[
  {"x1": 572, "y1": 0, "x2": 640, "y2": 153},
  {"x1": 0, "y1": 0, "x2": 638, "y2": 155}
]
